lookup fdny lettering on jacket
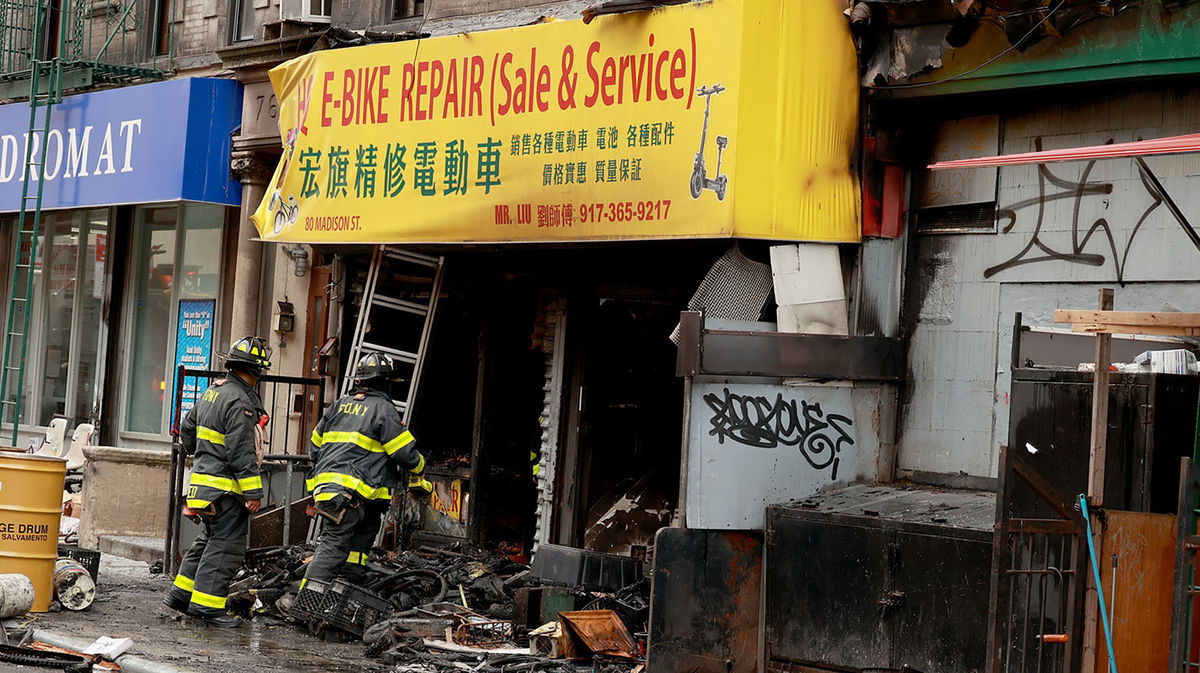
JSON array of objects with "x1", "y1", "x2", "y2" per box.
[{"x1": 337, "y1": 401, "x2": 368, "y2": 416}]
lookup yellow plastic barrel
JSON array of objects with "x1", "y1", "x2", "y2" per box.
[{"x1": 0, "y1": 452, "x2": 66, "y2": 612}]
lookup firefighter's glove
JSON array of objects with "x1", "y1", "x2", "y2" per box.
[
  {"x1": 409, "y1": 453, "x2": 427, "y2": 477},
  {"x1": 408, "y1": 475, "x2": 433, "y2": 497}
]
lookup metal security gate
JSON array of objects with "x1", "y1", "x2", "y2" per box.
[
  {"x1": 1171, "y1": 458, "x2": 1200, "y2": 671},
  {"x1": 990, "y1": 445, "x2": 1089, "y2": 673},
  {"x1": 165, "y1": 366, "x2": 325, "y2": 574}
]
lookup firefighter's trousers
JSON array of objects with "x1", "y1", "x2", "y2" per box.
[
  {"x1": 303, "y1": 495, "x2": 385, "y2": 585},
  {"x1": 167, "y1": 495, "x2": 249, "y2": 618}
]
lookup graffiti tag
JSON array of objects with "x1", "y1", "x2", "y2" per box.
[
  {"x1": 702, "y1": 387, "x2": 854, "y2": 479},
  {"x1": 986, "y1": 138, "x2": 1200, "y2": 284}
]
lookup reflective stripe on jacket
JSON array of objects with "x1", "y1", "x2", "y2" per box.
[
  {"x1": 181, "y1": 375, "x2": 266, "y2": 508},
  {"x1": 307, "y1": 387, "x2": 423, "y2": 502}
]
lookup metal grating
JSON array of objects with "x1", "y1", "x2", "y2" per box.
[
  {"x1": 1170, "y1": 439, "x2": 1200, "y2": 670},
  {"x1": 914, "y1": 201, "x2": 998, "y2": 234},
  {"x1": 669, "y1": 246, "x2": 773, "y2": 344},
  {"x1": 0, "y1": 1, "x2": 35, "y2": 76},
  {"x1": 991, "y1": 446, "x2": 1088, "y2": 673},
  {"x1": 0, "y1": 0, "x2": 171, "y2": 89}
]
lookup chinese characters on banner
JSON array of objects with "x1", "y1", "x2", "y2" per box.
[{"x1": 252, "y1": 0, "x2": 861, "y2": 244}]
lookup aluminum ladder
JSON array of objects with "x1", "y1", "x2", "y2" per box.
[{"x1": 343, "y1": 246, "x2": 444, "y2": 423}]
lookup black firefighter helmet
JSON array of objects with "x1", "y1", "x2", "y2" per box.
[
  {"x1": 224, "y1": 336, "x2": 273, "y2": 375},
  {"x1": 354, "y1": 352, "x2": 402, "y2": 389}
]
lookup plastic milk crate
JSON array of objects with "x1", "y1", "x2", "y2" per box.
[
  {"x1": 290, "y1": 578, "x2": 334, "y2": 622},
  {"x1": 322, "y1": 579, "x2": 392, "y2": 637}
]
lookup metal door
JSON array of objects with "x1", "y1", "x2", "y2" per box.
[
  {"x1": 1008, "y1": 371, "x2": 1148, "y2": 514},
  {"x1": 765, "y1": 512, "x2": 891, "y2": 668},
  {"x1": 891, "y1": 530, "x2": 991, "y2": 672},
  {"x1": 1170, "y1": 457, "x2": 1200, "y2": 671}
]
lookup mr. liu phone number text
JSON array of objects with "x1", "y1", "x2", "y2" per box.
[
  {"x1": 495, "y1": 199, "x2": 672, "y2": 227},
  {"x1": 579, "y1": 200, "x2": 672, "y2": 223}
]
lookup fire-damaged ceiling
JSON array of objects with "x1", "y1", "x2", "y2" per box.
[
  {"x1": 855, "y1": 0, "x2": 1137, "y2": 46},
  {"x1": 856, "y1": 0, "x2": 1200, "y2": 90}
]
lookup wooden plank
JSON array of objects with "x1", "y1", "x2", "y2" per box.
[
  {"x1": 1098, "y1": 510, "x2": 1177, "y2": 673},
  {"x1": 1056, "y1": 310, "x2": 1200, "y2": 327},
  {"x1": 1088, "y1": 289, "x2": 1115, "y2": 505},
  {"x1": 1070, "y1": 323, "x2": 1200, "y2": 337},
  {"x1": 1082, "y1": 288, "x2": 1114, "y2": 673},
  {"x1": 1011, "y1": 455, "x2": 1078, "y2": 522}
]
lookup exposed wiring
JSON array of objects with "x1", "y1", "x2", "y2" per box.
[
  {"x1": 407, "y1": 4, "x2": 434, "y2": 74},
  {"x1": 867, "y1": 0, "x2": 1068, "y2": 89}
]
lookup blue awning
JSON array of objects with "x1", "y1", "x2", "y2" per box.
[{"x1": 0, "y1": 77, "x2": 243, "y2": 212}]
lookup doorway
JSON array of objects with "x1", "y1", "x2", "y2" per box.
[{"x1": 562, "y1": 295, "x2": 684, "y2": 553}]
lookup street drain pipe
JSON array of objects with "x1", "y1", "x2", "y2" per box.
[{"x1": 32, "y1": 629, "x2": 193, "y2": 673}]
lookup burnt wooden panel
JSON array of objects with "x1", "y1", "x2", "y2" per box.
[
  {"x1": 249, "y1": 497, "x2": 313, "y2": 548},
  {"x1": 647, "y1": 528, "x2": 762, "y2": 673}
]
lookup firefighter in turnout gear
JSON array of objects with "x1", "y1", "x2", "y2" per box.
[
  {"x1": 299, "y1": 352, "x2": 430, "y2": 593},
  {"x1": 164, "y1": 336, "x2": 271, "y2": 627}
]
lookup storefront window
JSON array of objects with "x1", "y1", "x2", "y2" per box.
[
  {"x1": 74, "y1": 215, "x2": 108, "y2": 423},
  {"x1": 180, "y1": 204, "x2": 223, "y2": 300},
  {"x1": 37, "y1": 213, "x2": 81, "y2": 425},
  {"x1": 124, "y1": 204, "x2": 225, "y2": 436},
  {"x1": 125, "y1": 207, "x2": 179, "y2": 435},
  {"x1": 0, "y1": 209, "x2": 109, "y2": 429}
]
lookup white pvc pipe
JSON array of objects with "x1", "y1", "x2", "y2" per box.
[
  {"x1": 0, "y1": 574, "x2": 34, "y2": 618},
  {"x1": 32, "y1": 629, "x2": 193, "y2": 673}
]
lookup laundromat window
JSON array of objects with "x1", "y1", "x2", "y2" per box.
[
  {"x1": 0, "y1": 208, "x2": 109, "y2": 430},
  {"x1": 33, "y1": 209, "x2": 109, "y2": 427},
  {"x1": 122, "y1": 204, "x2": 225, "y2": 438},
  {"x1": 124, "y1": 206, "x2": 179, "y2": 435}
]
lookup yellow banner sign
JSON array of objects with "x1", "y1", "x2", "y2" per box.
[
  {"x1": 252, "y1": 0, "x2": 860, "y2": 244},
  {"x1": 429, "y1": 479, "x2": 463, "y2": 522}
]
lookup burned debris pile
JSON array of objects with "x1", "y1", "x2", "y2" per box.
[{"x1": 227, "y1": 543, "x2": 650, "y2": 673}]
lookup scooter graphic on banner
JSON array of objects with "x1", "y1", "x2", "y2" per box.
[
  {"x1": 265, "y1": 75, "x2": 314, "y2": 235},
  {"x1": 689, "y1": 84, "x2": 729, "y2": 201}
]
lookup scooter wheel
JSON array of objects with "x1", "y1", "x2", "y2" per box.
[
  {"x1": 689, "y1": 168, "x2": 704, "y2": 199},
  {"x1": 716, "y1": 180, "x2": 728, "y2": 201}
]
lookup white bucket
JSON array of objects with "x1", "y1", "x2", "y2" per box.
[{"x1": 53, "y1": 558, "x2": 96, "y2": 611}]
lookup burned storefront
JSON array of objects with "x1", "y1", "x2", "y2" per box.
[
  {"x1": 326, "y1": 242, "x2": 733, "y2": 559},
  {"x1": 249, "y1": 0, "x2": 862, "y2": 564}
]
